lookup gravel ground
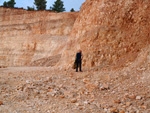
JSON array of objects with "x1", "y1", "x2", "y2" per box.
[{"x1": 0, "y1": 66, "x2": 150, "y2": 113}]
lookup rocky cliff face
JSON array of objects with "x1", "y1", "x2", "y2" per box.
[
  {"x1": 0, "y1": 7, "x2": 78, "y2": 36},
  {"x1": 0, "y1": 7, "x2": 79, "y2": 66},
  {"x1": 1, "y1": 0, "x2": 150, "y2": 68},
  {"x1": 63, "y1": 0, "x2": 150, "y2": 68}
]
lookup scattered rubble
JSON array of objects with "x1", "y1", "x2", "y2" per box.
[{"x1": 0, "y1": 66, "x2": 150, "y2": 112}]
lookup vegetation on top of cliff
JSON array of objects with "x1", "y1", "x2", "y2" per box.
[
  {"x1": 1, "y1": 0, "x2": 75, "y2": 12},
  {"x1": 50, "y1": 0, "x2": 65, "y2": 12},
  {"x1": 34, "y1": 0, "x2": 47, "y2": 10},
  {"x1": 70, "y1": 8, "x2": 75, "y2": 12},
  {"x1": 2, "y1": 0, "x2": 16, "y2": 8},
  {"x1": 27, "y1": 6, "x2": 35, "y2": 11}
]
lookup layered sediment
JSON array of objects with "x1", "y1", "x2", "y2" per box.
[
  {"x1": 0, "y1": 7, "x2": 79, "y2": 66},
  {"x1": 1, "y1": 0, "x2": 150, "y2": 69}
]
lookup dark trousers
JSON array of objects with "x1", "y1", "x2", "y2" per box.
[{"x1": 76, "y1": 60, "x2": 82, "y2": 72}]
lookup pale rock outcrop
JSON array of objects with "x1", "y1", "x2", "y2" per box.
[
  {"x1": 0, "y1": 7, "x2": 78, "y2": 36},
  {"x1": 0, "y1": 7, "x2": 79, "y2": 66}
]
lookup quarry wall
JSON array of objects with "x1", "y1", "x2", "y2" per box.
[
  {"x1": 0, "y1": 7, "x2": 79, "y2": 66},
  {"x1": 1, "y1": 0, "x2": 150, "y2": 68},
  {"x1": 62, "y1": 0, "x2": 150, "y2": 68}
]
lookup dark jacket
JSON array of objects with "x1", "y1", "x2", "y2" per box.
[{"x1": 76, "y1": 52, "x2": 82, "y2": 60}]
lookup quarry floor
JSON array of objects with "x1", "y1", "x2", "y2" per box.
[{"x1": 0, "y1": 66, "x2": 150, "y2": 113}]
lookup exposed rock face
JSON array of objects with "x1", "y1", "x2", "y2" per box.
[
  {"x1": 1, "y1": 0, "x2": 150, "y2": 68},
  {"x1": 0, "y1": 7, "x2": 78, "y2": 36},
  {"x1": 64, "y1": 0, "x2": 150, "y2": 68},
  {"x1": 0, "y1": 7, "x2": 79, "y2": 66}
]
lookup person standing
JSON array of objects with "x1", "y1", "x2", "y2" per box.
[{"x1": 75, "y1": 50, "x2": 82, "y2": 72}]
